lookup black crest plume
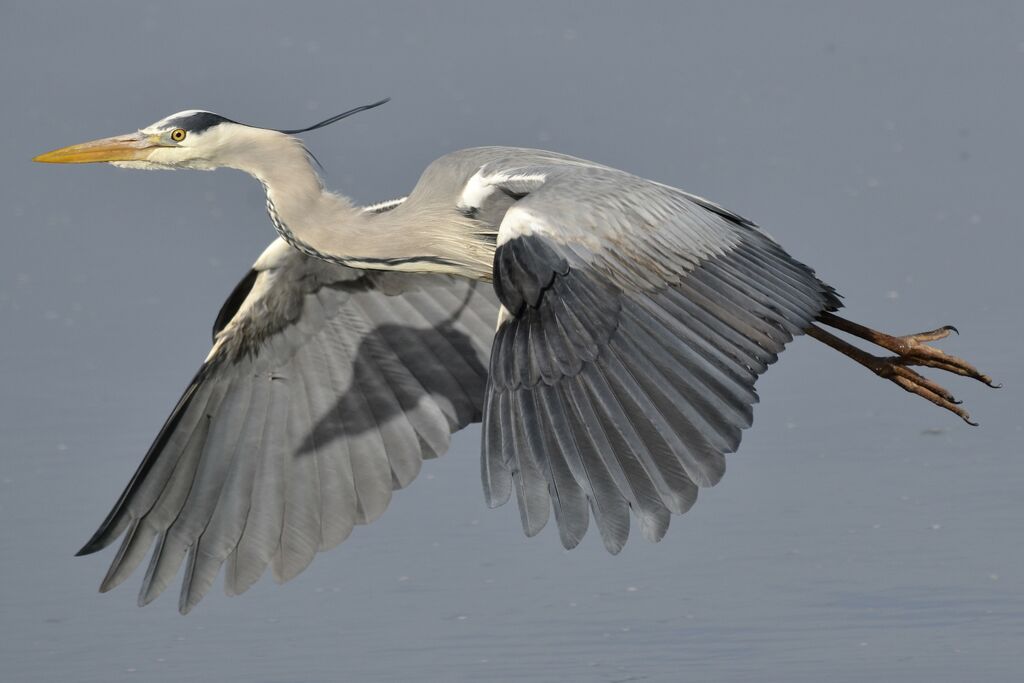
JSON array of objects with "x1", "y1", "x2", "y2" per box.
[{"x1": 277, "y1": 98, "x2": 390, "y2": 135}]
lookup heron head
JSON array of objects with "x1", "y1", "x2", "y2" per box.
[
  {"x1": 33, "y1": 110, "x2": 262, "y2": 170},
  {"x1": 33, "y1": 99, "x2": 390, "y2": 172}
]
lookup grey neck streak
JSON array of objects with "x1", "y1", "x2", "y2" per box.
[
  {"x1": 264, "y1": 191, "x2": 346, "y2": 266},
  {"x1": 264, "y1": 192, "x2": 331, "y2": 264}
]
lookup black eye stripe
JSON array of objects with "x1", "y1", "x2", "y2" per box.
[{"x1": 163, "y1": 111, "x2": 236, "y2": 134}]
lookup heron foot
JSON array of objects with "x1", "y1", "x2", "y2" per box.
[{"x1": 807, "y1": 313, "x2": 998, "y2": 425}]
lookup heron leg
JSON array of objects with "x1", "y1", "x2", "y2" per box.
[{"x1": 806, "y1": 313, "x2": 998, "y2": 425}]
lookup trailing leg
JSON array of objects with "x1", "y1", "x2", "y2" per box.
[{"x1": 806, "y1": 313, "x2": 997, "y2": 425}]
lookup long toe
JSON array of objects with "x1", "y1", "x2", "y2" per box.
[
  {"x1": 896, "y1": 344, "x2": 998, "y2": 387},
  {"x1": 900, "y1": 325, "x2": 958, "y2": 344},
  {"x1": 886, "y1": 364, "x2": 977, "y2": 426}
]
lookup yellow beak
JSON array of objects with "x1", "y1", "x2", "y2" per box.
[{"x1": 33, "y1": 133, "x2": 158, "y2": 164}]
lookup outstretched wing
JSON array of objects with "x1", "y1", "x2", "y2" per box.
[
  {"x1": 81, "y1": 237, "x2": 498, "y2": 613},
  {"x1": 476, "y1": 158, "x2": 841, "y2": 553}
]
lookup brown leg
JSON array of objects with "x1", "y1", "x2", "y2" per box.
[
  {"x1": 807, "y1": 314, "x2": 998, "y2": 425},
  {"x1": 817, "y1": 312, "x2": 997, "y2": 387}
]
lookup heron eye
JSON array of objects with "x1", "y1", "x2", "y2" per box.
[{"x1": 170, "y1": 128, "x2": 187, "y2": 142}]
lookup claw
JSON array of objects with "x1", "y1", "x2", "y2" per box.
[{"x1": 902, "y1": 326, "x2": 957, "y2": 344}]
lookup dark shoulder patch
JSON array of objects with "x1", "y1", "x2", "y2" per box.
[
  {"x1": 212, "y1": 269, "x2": 259, "y2": 340},
  {"x1": 493, "y1": 235, "x2": 570, "y2": 315}
]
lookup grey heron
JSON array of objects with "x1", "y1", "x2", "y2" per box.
[{"x1": 35, "y1": 99, "x2": 995, "y2": 613}]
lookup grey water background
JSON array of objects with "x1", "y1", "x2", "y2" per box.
[{"x1": 2, "y1": 1, "x2": 1022, "y2": 681}]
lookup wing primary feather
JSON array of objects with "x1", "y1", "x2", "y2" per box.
[
  {"x1": 99, "y1": 519, "x2": 155, "y2": 593},
  {"x1": 226, "y1": 373, "x2": 290, "y2": 596},
  {"x1": 350, "y1": 295, "x2": 457, "y2": 459},
  {"x1": 310, "y1": 330, "x2": 361, "y2": 540},
  {"x1": 629, "y1": 296, "x2": 758, "y2": 421},
  {"x1": 544, "y1": 382, "x2": 630, "y2": 554},
  {"x1": 666, "y1": 280, "x2": 778, "y2": 367},
  {"x1": 136, "y1": 382, "x2": 228, "y2": 606},
  {"x1": 508, "y1": 390, "x2": 551, "y2": 537},
  {"x1": 183, "y1": 370, "x2": 274, "y2": 610},
  {"x1": 615, "y1": 319, "x2": 743, "y2": 454},
  {"x1": 524, "y1": 389, "x2": 589, "y2": 548},
  {"x1": 697, "y1": 259, "x2": 808, "y2": 333},
  {"x1": 481, "y1": 389, "x2": 512, "y2": 508},
  {"x1": 402, "y1": 284, "x2": 491, "y2": 406},
  {"x1": 325, "y1": 312, "x2": 423, "y2": 489},
  {"x1": 579, "y1": 358, "x2": 693, "y2": 521},
  {"x1": 599, "y1": 348, "x2": 724, "y2": 488},
  {"x1": 272, "y1": 369, "x2": 323, "y2": 584},
  {"x1": 563, "y1": 374, "x2": 670, "y2": 542},
  {"x1": 177, "y1": 371, "x2": 261, "y2": 612},
  {"x1": 77, "y1": 374, "x2": 214, "y2": 556},
  {"x1": 635, "y1": 292, "x2": 761, "y2": 393},
  {"x1": 305, "y1": 335, "x2": 358, "y2": 550}
]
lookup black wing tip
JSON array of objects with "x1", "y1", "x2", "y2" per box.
[
  {"x1": 75, "y1": 534, "x2": 107, "y2": 557},
  {"x1": 76, "y1": 520, "x2": 120, "y2": 555}
]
